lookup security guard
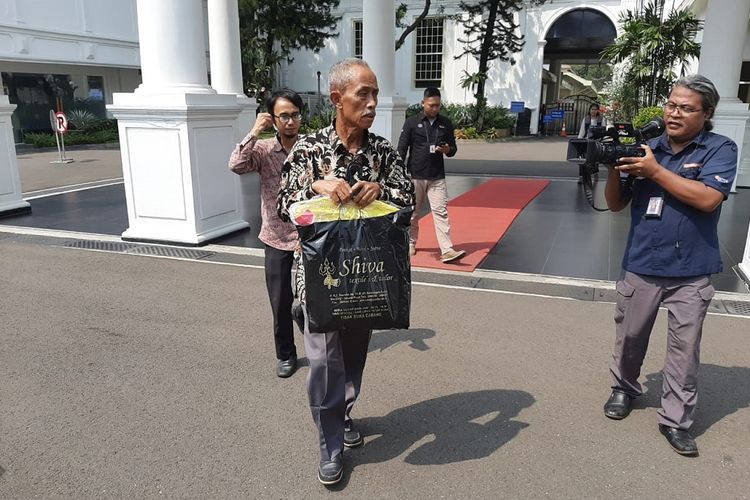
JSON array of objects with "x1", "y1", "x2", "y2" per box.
[{"x1": 602, "y1": 74, "x2": 737, "y2": 456}]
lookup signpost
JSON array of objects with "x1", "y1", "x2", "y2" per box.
[
  {"x1": 542, "y1": 114, "x2": 553, "y2": 136},
  {"x1": 49, "y1": 110, "x2": 73, "y2": 164},
  {"x1": 509, "y1": 101, "x2": 524, "y2": 135},
  {"x1": 550, "y1": 110, "x2": 565, "y2": 119},
  {"x1": 510, "y1": 101, "x2": 525, "y2": 114}
]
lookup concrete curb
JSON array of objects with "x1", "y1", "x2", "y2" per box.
[{"x1": 2, "y1": 225, "x2": 748, "y2": 317}]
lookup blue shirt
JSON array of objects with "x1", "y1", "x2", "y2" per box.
[{"x1": 622, "y1": 130, "x2": 737, "y2": 277}]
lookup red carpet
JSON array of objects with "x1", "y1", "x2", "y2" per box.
[{"x1": 410, "y1": 178, "x2": 549, "y2": 272}]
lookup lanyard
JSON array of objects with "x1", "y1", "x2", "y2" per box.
[{"x1": 423, "y1": 117, "x2": 437, "y2": 144}]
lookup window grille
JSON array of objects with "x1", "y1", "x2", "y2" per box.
[
  {"x1": 414, "y1": 18, "x2": 444, "y2": 88},
  {"x1": 353, "y1": 20, "x2": 363, "y2": 59}
]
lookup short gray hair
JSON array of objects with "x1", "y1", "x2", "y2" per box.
[
  {"x1": 673, "y1": 74, "x2": 719, "y2": 131},
  {"x1": 329, "y1": 58, "x2": 371, "y2": 92}
]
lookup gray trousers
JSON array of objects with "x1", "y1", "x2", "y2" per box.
[
  {"x1": 610, "y1": 271, "x2": 714, "y2": 430},
  {"x1": 302, "y1": 307, "x2": 371, "y2": 461}
]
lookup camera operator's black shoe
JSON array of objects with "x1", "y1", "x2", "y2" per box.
[
  {"x1": 659, "y1": 424, "x2": 698, "y2": 456},
  {"x1": 318, "y1": 455, "x2": 343, "y2": 485},
  {"x1": 603, "y1": 390, "x2": 633, "y2": 420}
]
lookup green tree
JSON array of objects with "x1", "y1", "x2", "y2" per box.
[
  {"x1": 601, "y1": 1, "x2": 702, "y2": 110},
  {"x1": 453, "y1": 0, "x2": 547, "y2": 130},
  {"x1": 238, "y1": 0, "x2": 341, "y2": 103}
]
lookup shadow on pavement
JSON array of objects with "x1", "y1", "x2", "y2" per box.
[
  {"x1": 352, "y1": 389, "x2": 534, "y2": 466},
  {"x1": 369, "y1": 328, "x2": 435, "y2": 353},
  {"x1": 643, "y1": 364, "x2": 750, "y2": 437}
]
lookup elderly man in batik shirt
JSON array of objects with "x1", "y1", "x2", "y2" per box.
[{"x1": 277, "y1": 58, "x2": 413, "y2": 486}]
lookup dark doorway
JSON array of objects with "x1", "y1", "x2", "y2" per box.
[{"x1": 540, "y1": 8, "x2": 617, "y2": 133}]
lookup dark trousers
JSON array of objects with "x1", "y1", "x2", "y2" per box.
[
  {"x1": 264, "y1": 245, "x2": 296, "y2": 361},
  {"x1": 301, "y1": 306, "x2": 371, "y2": 461}
]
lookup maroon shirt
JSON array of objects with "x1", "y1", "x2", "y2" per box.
[{"x1": 228, "y1": 133, "x2": 298, "y2": 251}]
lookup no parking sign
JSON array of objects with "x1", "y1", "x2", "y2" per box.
[
  {"x1": 48, "y1": 109, "x2": 74, "y2": 163},
  {"x1": 54, "y1": 111, "x2": 68, "y2": 134}
]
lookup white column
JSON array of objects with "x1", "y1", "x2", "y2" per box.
[
  {"x1": 207, "y1": 0, "x2": 260, "y2": 224},
  {"x1": 697, "y1": 0, "x2": 750, "y2": 285},
  {"x1": 108, "y1": 0, "x2": 247, "y2": 245},
  {"x1": 698, "y1": 0, "x2": 750, "y2": 189},
  {"x1": 0, "y1": 73, "x2": 31, "y2": 217},
  {"x1": 135, "y1": 0, "x2": 213, "y2": 95},
  {"x1": 207, "y1": 0, "x2": 245, "y2": 98},
  {"x1": 362, "y1": 0, "x2": 407, "y2": 144}
]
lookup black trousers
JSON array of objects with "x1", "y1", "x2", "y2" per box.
[{"x1": 264, "y1": 245, "x2": 296, "y2": 361}]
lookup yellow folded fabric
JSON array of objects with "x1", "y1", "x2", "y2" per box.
[{"x1": 289, "y1": 196, "x2": 399, "y2": 225}]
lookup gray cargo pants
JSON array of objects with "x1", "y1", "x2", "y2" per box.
[
  {"x1": 610, "y1": 271, "x2": 714, "y2": 430},
  {"x1": 301, "y1": 307, "x2": 371, "y2": 461}
]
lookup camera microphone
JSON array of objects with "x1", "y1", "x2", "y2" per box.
[{"x1": 637, "y1": 117, "x2": 666, "y2": 142}]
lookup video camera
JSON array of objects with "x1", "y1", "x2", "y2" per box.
[{"x1": 566, "y1": 117, "x2": 666, "y2": 166}]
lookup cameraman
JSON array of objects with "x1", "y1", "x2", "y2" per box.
[{"x1": 602, "y1": 75, "x2": 737, "y2": 457}]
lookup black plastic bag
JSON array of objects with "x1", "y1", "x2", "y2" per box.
[{"x1": 297, "y1": 206, "x2": 412, "y2": 332}]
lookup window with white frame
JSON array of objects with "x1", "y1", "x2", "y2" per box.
[
  {"x1": 414, "y1": 17, "x2": 444, "y2": 88},
  {"x1": 353, "y1": 20, "x2": 363, "y2": 59}
]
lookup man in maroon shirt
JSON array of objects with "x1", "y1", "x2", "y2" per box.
[{"x1": 228, "y1": 89, "x2": 304, "y2": 378}]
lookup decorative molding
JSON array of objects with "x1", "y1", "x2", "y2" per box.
[
  {"x1": 83, "y1": 43, "x2": 95, "y2": 60},
  {"x1": 17, "y1": 36, "x2": 29, "y2": 54},
  {"x1": 0, "y1": 26, "x2": 138, "y2": 47}
]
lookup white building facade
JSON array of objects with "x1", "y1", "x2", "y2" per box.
[
  {"x1": 0, "y1": 0, "x2": 143, "y2": 140},
  {"x1": 283, "y1": 0, "x2": 750, "y2": 183}
]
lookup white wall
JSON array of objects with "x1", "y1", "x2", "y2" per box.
[{"x1": 0, "y1": 0, "x2": 139, "y2": 68}]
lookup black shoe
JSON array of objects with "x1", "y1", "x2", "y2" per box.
[
  {"x1": 659, "y1": 424, "x2": 698, "y2": 456},
  {"x1": 603, "y1": 390, "x2": 633, "y2": 420},
  {"x1": 276, "y1": 355, "x2": 297, "y2": 378},
  {"x1": 344, "y1": 423, "x2": 363, "y2": 448},
  {"x1": 318, "y1": 455, "x2": 343, "y2": 485}
]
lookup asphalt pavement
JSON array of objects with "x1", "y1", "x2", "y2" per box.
[
  {"x1": 1, "y1": 238, "x2": 750, "y2": 498},
  {"x1": 2, "y1": 140, "x2": 749, "y2": 497}
]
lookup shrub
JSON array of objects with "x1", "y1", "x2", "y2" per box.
[
  {"x1": 480, "y1": 105, "x2": 514, "y2": 129},
  {"x1": 440, "y1": 103, "x2": 474, "y2": 128},
  {"x1": 632, "y1": 106, "x2": 664, "y2": 130},
  {"x1": 22, "y1": 132, "x2": 58, "y2": 148},
  {"x1": 455, "y1": 127, "x2": 478, "y2": 139},
  {"x1": 67, "y1": 109, "x2": 98, "y2": 131},
  {"x1": 301, "y1": 101, "x2": 335, "y2": 134},
  {"x1": 22, "y1": 129, "x2": 119, "y2": 147},
  {"x1": 65, "y1": 129, "x2": 119, "y2": 144},
  {"x1": 405, "y1": 103, "x2": 422, "y2": 118},
  {"x1": 404, "y1": 101, "x2": 512, "y2": 131}
]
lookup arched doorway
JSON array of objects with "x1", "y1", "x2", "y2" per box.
[{"x1": 540, "y1": 8, "x2": 617, "y2": 136}]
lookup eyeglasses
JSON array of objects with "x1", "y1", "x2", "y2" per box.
[
  {"x1": 664, "y1": 102, "x2": 703, "y2": 115},
  {"x1": 273, "y1": 113, "x2": 303, "y2": 123}
]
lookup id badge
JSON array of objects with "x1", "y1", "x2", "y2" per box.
[
  {"x1": 429, "y1": 144, "x2": 436, "y2": 153},
  {"x1": 646, "y1": 196, "x2": 663, "y2": 218}
]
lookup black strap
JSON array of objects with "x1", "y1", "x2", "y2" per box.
[{"x1": 580, "y1": 163, "x2": 610, "y2": 212}]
